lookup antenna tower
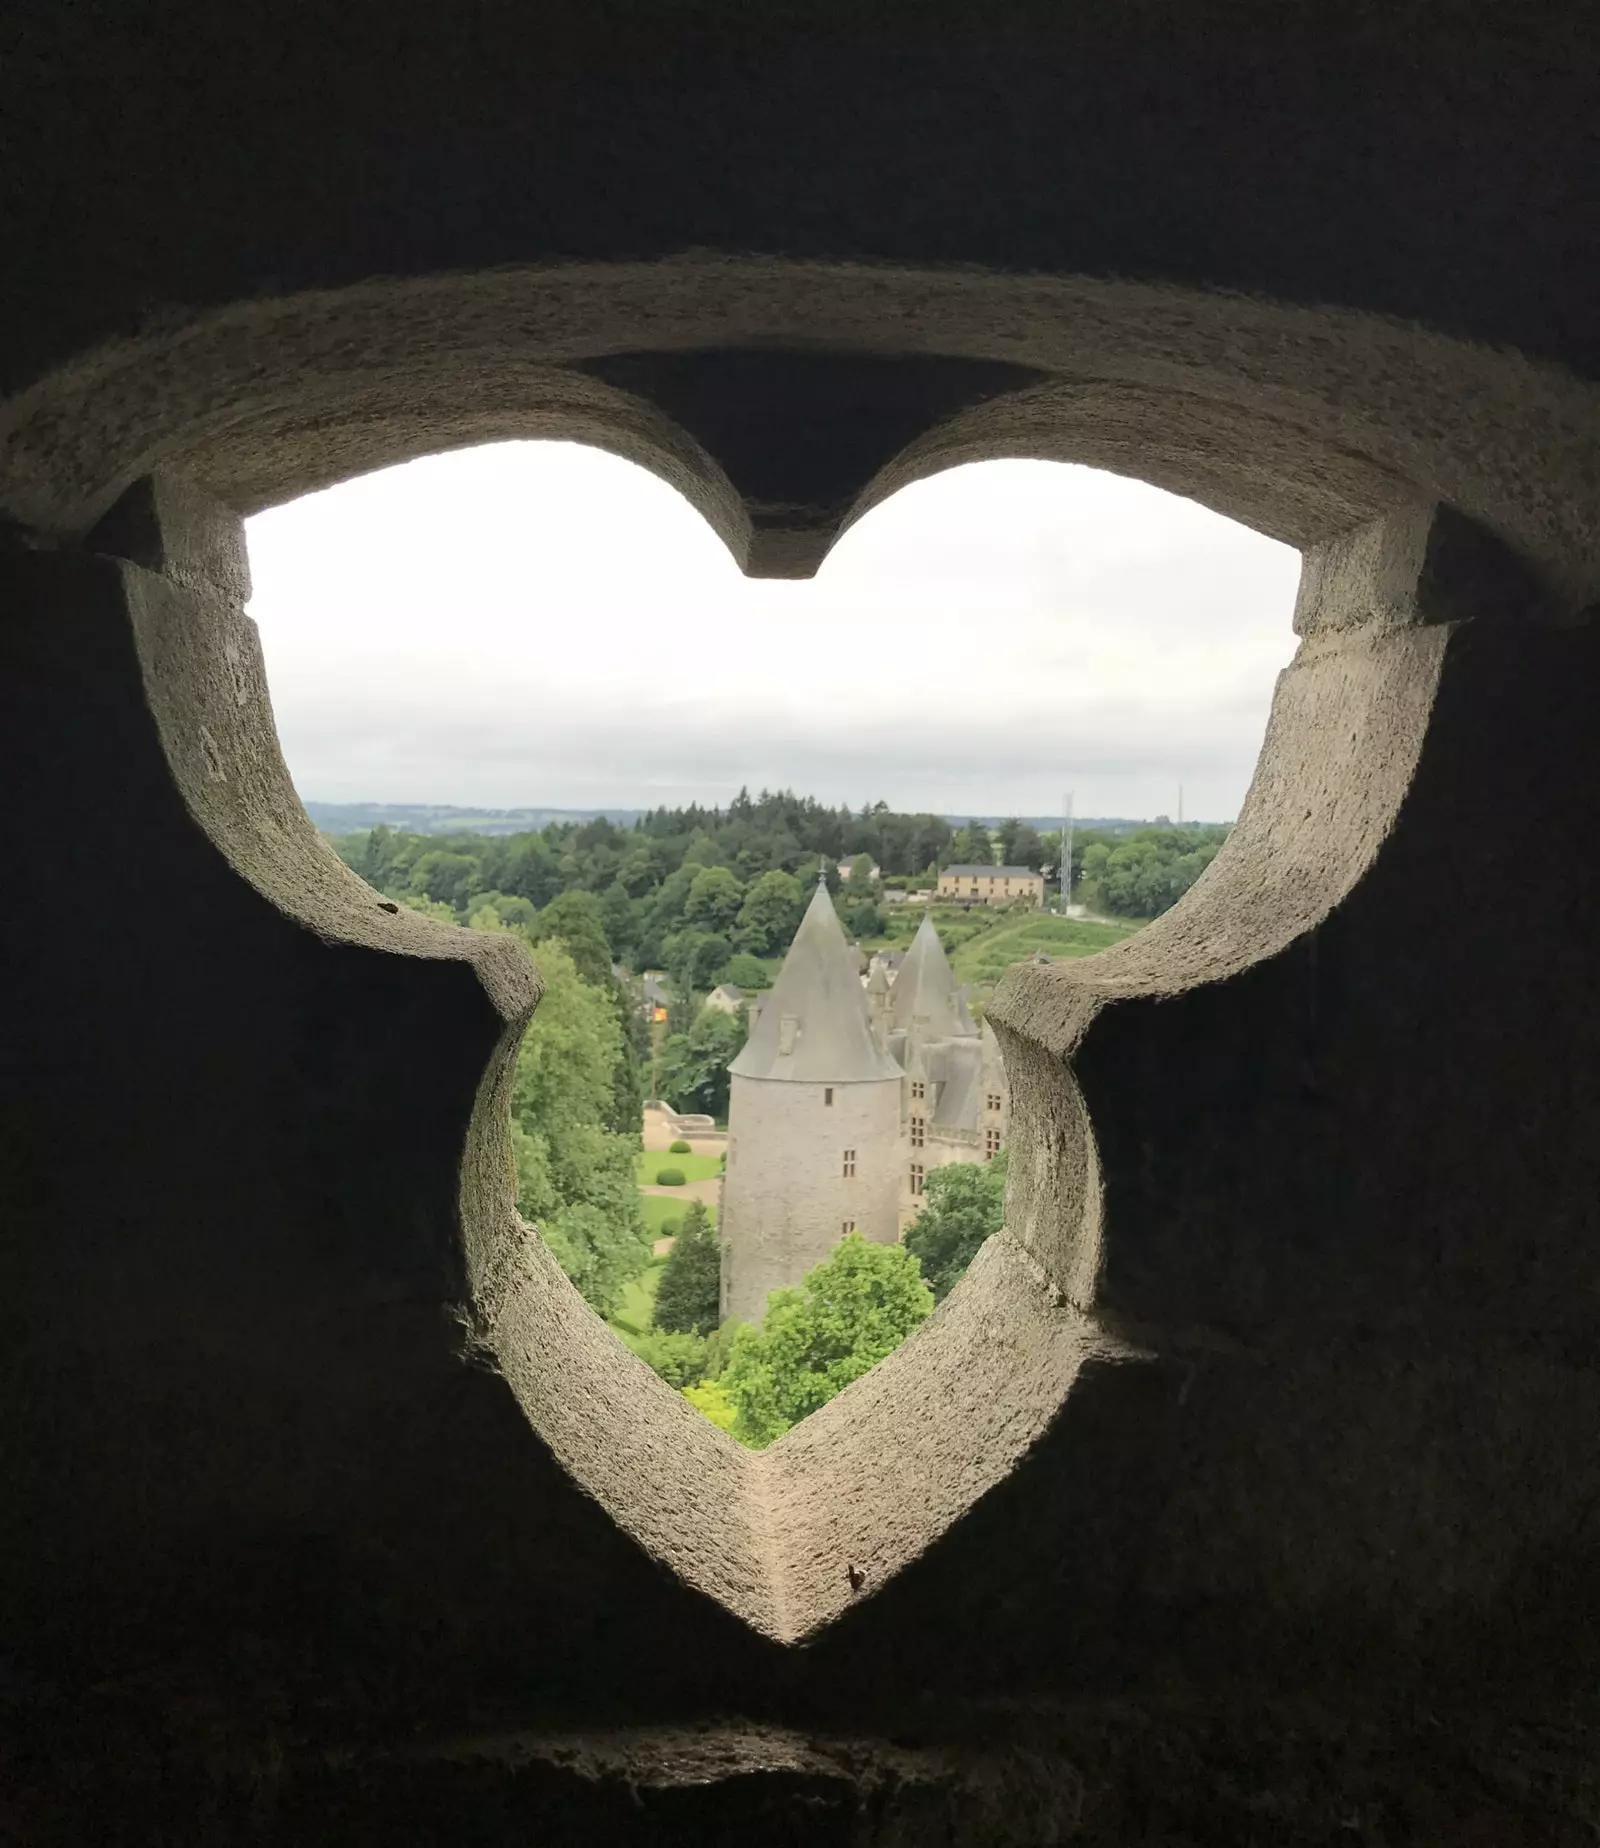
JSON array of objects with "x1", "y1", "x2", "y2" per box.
[{"x1": 1061, "y1": 791, "x2": 1075, "y2": 914}]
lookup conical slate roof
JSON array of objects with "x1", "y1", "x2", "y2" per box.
[
  {"x1": 729, "y1": 880, "x2": 903, "y2": 1083},
  {"x1": 889, "y1": 912, "x2": 973, "y2": 1040}
]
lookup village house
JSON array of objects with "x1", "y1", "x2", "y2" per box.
[{"x1": 935, "y1": 863, "x2": 1047, "y2": 907}]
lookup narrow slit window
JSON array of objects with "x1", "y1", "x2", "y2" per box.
[
  {"x1": 910, "y1": 1164, "x2": 925, "y2": 1196},
  {"x1": 824, "y1": 1086, "x2": 834, "y2": 1106}
]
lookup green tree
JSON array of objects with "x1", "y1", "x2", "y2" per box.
[
  {"x1": 654, "y1": 1201, "x2": 722, "y2": 1334},
  {"x1": 734, "y1": 868, "x2": 806, "y2": 955},
  {"x1": 663, "y1": 927, "x2": 733, "y2": 997},
  {"x1": 720, "y1": 1234, "x2": 935, "y2": 1447},
  {"x1": 528, "y1": 889, "x2": 614, "y2": 988},
  {"x1": 1074, "y1": 826, "x2": 1228, "y2": 919},
  {"x1": 409, "y1": 848, "x2": 482, "y2": 910},
  {"x1": 466, "y1": 891, "x2": 539, "y2": 932},
  {"x1": 684, "y1": 864, "x2": 746, "y2": 936},
  {"x1": 947, "y1": 822, "x2": 993, "y2": 867},
  {"x1": 904, "y1": 1151, "x2": 1008, "y2": 1300},
  {"x1": 629, "y1": 1327, "x2": 711, "y2": 1388},
  {"x1": 510, "y1": 938, "x2": 650, "y2": 1315},
  {"x1": 654, "y1": 1004, "x2": 748, "y2": 1118},
  {"x1": 996, "y1": 820, "x2": 1045, "y2": 870},
  {"x1": 719, "y1": 951, "x2": 770, "y2": 990},
  {"x1": 840, "y1": 893, "x2": 884, "y2": 939}
]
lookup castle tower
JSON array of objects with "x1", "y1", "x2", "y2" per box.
[
  {"x1": 720, "y1": 878, "x2": 903, "y2": 1327},
  {"x1": 889, "y1": 911, "x2": 974, "y2": 1043}
]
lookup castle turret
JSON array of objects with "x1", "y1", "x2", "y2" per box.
[
  {"x1": 719, "y1": 879, "x2": 903, "y2": 1326},
  {"x1": 889, "y1": 911, "x2": 972, "y2": 1042}
]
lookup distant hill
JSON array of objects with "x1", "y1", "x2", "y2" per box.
[{"x1": 302, "y1": 801, "x2": 642, "y2": 837}]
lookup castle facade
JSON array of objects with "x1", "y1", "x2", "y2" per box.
[{"x1": 719, "y1": 882, "x2": 1008, "y2": 1327}]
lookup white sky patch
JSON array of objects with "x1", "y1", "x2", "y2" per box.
[{"x1": 245, "y1": 441, "x2": 1301, "y2": 821}]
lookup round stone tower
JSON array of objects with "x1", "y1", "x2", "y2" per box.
[{"x1": 719, "y1": 878, "x2": 904, "y2": 1327}]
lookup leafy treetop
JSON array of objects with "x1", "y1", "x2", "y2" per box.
[
  {"x1": 719, "y1": 1233, "x2": 935, "y2": 1447},
  {"x1": 903, "y1": 1150, "x2": 1008, "y2": 1301}
]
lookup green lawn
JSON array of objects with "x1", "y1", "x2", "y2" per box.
[
  {"x1": 950, "y1": 913, "x2": 1141, "y2": 985},
  {"x1": 638, "y1": 1193, "x2": 718, "y2": 1236},
  {"x1": 635, "y1": 1148, "x2": 724, "y2": 1186},
  {"x1": 609, "y1": 1257, "x2": 666, "y2": 1339}
]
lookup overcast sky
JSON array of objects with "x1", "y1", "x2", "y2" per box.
[{"x1": 245, "y1": 442, "x2": 1301, "y2": 822}]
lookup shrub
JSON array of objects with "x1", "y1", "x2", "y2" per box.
[
  {"x1": 719, "y1": 951, "x2": 771, "y2": 991},
  {"x1": 658, "y1": 1215, "x2": 682, "y2": 1239},
  {"x1": 655, "y1": 1166, "x2": 687, "y2": 1186},
  {"x1": 631, "y1": 1328, "x2": 710, "y2": 1389},
  {"x1": 669, "y1": 1138, "x2": 692, "y2": 1153},
  {"x1": 684, "y1": 1378, "x2": 739, "y2": 1432}
]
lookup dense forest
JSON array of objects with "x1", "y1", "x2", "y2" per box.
[{"x1": 332, "y1": 789, "x2": 1230, "y2": 982}]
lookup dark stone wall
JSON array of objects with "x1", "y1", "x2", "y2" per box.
[{"x1": 2, "y1": 2, "x2": 1596, "y2": 386}]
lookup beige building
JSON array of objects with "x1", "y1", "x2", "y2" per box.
[
  {"x1": 936, "y1": 863, "x2": 1046, "y2": 906},
  {"x1": 719, "y1": 889, "x2": 1008, "y2": 1326}
]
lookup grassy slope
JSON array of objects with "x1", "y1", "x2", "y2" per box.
[
  {"x1": 951, "y1": 913, "x2": 1140, "y2": 985},
  {"x1": 638, "y1": 1193, "x2": 718, "y2": 1235},
  {"x1": 635, "y1": 1148, "x2": 724, "y2": 1186},
  {"x1": 609, "y1": 1257, "x2": 665, "y2": 1339}
]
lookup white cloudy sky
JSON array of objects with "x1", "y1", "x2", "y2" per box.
[{"x1": 245, "y1": 442, "x2": 1301, "y2": 822}]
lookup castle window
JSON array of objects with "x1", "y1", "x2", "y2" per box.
[
  {"x1": 911, "y1": 1080, "x2": 925, "y2": 1101},
  {"x1": 824, "y1": 1086, "x2": 833, "y2": 1106},
  {"x1": 986, "y1": 1092, "x2": 1002, "y2": 1112},
  {"x1": 985, "y1": 1129, "x2": 1002, "y2": 1159},
  {"x1": 842, "y1": 1219, "x2": 855, "y2": 1236},
  {"x1": 842, "y1": 1149, "x2": 856, "y2": 1178},
  {"x1": 910, "y1": 1115, "x2": 925, "y2": 1148},
  {"x1": 910, "y1": 1164, "x2": 925, "y2": 1196}
]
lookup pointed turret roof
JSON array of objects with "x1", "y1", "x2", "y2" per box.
[
  {"x1": 889, "y1": 912, "x2": 974, "y2": 1041},
  {"x1": 729, "y1": 880, "x2": 903, "y2": 1083}
]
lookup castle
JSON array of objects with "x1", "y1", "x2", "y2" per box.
[{"x1": 718, "y1": 879, "x2": 1008, "y2": 1326}]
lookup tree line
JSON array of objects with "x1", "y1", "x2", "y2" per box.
[{"x1": 333, "y1": 791, "x2": 1230, "y2": 986}]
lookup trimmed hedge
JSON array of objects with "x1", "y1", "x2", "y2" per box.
[
  {"x1": 655, "y1": 1167, "x2": 687, "y2": 1186},
  {"x1": 669, "y1": 1138, "x2": 692, "y2": 1153}
]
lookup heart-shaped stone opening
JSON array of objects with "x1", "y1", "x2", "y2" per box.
[{"x1": 228, "y1": 440, "x2": 1294, "y2": 1638}]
